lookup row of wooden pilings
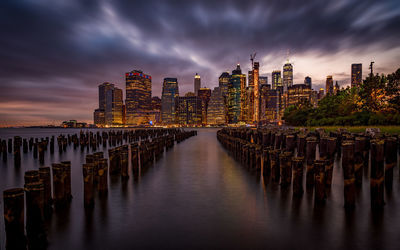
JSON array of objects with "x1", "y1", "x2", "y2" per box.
[
  {"x1": 217, "y1": 127, "x2": 399, "y2": 209},
  {"x1": 2, "y1": 128, "x2": 197, "y2": 249},
  {"x1": 0, "y1": 128, "x2": 194, "y2": 167}
]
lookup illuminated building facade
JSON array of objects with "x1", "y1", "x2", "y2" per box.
[
  {"x1": 125, "y1": 70, "x2": 152, "y2": 125},
  {"x1": 259, "y1": 76, "x2": 268, "y2": 86},
  {"x1": 219, "y1": 72, "x2": 230, "y2": 98},
  {"x1": 161, "y1": 78, "x2": 179, "y2": 124},
  {"x1": 207, "y1": 87, "x2": 226, "y2": 125},
  {"x1": 194, "y1": 73, "x2": 201, "y2": 95},
  {"x1": 94, "y1": 82, "x2": 115, "y2": 126},
  {"x1": 286, "y1": 84, "x2": 312, "y2": 107},
  {"x1": 272, "y1": 70, "x2": 282, "y2": 90},
  {"x1": 334, "y1": 81, "x2": 340, "y2": 95},
  {"x1": 265, "y1": 89, "x2": 283, "y2": 122},
  {"x1": 326, "y1": 75, "x2": 334, "y2": 95},
  {"x1": 351, "y1": 63, "x2": 362, "y2": 88},
  {"x1": 175, "y1": 95, "x2": 202, "y2": 125},
  {"x1": 198, "y1": 88, "x2": 211, "y2": 125},
  {"x1": 228, "y1": 64, "x2": 245, "y2": 124},
  {"x1": 283, "y1": 62, "x2": 293, "y2": 92},
  {"x1": 105, "y1": 86, "x2": 123, "y2": 126},
  {"x1": 304, "y1": 76, "x2": 312, "y2": 88},
  {"x1": 94, "y1": 109, "x2": 105, "y2": 126},
  {"x1": 253, "y1": 62, "x2": 260, "y2": 123}
]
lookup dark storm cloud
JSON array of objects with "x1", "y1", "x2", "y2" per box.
[{"x1": 0, "y1": 0, "x2": 399, "y2": 124}]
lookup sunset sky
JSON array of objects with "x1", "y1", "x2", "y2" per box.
[{"x1": 1, "y1": 0, "x2": 400, "y2": 126}]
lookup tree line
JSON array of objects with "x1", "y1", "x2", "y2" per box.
[{"x1": 283, "y1": 68, "x2": 400, "y2": 126}]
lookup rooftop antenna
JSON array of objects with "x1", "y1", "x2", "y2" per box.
[
  {"x1": 369, "y1": 61, "x2": 375, "y2": 76},
  {"x1": 250, "y1": 52, "x2": 257, "y2": 69}
]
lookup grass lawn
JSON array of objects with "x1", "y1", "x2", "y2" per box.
[{"x1": 296, "y1": 126, "x2": 400, "y2": 135}]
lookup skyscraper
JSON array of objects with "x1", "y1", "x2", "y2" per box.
[
  {"x1": 272, "y1": 70, "x2": 282, "y2": 90},
  {"x1": 105, "y1": 86, "x2": 123, "y2": 126},
  {"x1": 176, "y1": 95, "x2": 202, "y2": 125},
  {"x1": 207, "y1": 87, "x2": 226, "y2": 125},
  {"x1": 161, "y1": 78, "x2": 179, "y2": 124},
  {"x1": 198, "y1": 88, "x2": 211, "y2": 125},
  {"x1": 259, "y1": 76, "x2": 268, "y2": 86},
  {"x1": 326, "y1": 75, "x2": 334, "y2": 95},
  {"x1": 218, "y1": 72, "x2": 230, "y2": 97},
  {"x1": 125, "y1": 70, "x2": 152, "y2": 125},
  {"x1": 351, "y1": 63, "x2": 362, "y2": 88},
  {"x1": 228, "y1": 64, "x2": 245, "y2": 123},
  {"x1": 253, "y1": 62, "x2": 260, "y2": 123},
  {"x1": 283, "y1": 62, "x2": 293, "y2": 92},
  {"x1": 304, "y1": 76, "x2": 312, "y2": 89},
  {"x1": 99, "y1": 82, "x2": 114, "y2": 111},
  {"x1": 194, "y1": 73, "x2": 201, "y2": 95}
]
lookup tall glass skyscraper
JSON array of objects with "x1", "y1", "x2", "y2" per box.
[
  {"x1": 326, "y1": 75, "x2": 334, "y2": 95},
  {"x1": 161, "y1": 78, "x2": 179, "y2": 124},
  {"x1": 272, "y1": 70, "x2": 282, "y2": 90},
  {"x1": 207, "y1": 87, "x2": 226, "y2": 125},
  {"x1": 283, "y1": 62, "x2": 293, "y2": 92},
  {"x1": 304, "y1": 76, "x2": 312, "y2": 89},
  {"x1": 125, "y1": 70, "x2": 152, "y2": 125},
  {"x1": 228, "y1": 64, "x2": 245, "y2": 124},
  {"x1": 194, "y1": 73, "x2": 201, "y2": 95}
]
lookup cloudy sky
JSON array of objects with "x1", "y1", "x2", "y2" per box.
[{"x1": 1, "y1": 0, "x2": 400, "y2": 126}]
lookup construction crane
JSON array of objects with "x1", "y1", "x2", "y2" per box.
[{"x1": 250, "y1": 52, "x2": 256, "y2": 69}]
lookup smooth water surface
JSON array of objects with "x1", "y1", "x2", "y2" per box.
[{"x1": 0, "y1": 128, "x2": 399, "y2": 249}]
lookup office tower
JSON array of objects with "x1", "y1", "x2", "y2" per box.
[
  {"x1": 272, "y1": 70, "x2": 282, "y2": 90},
  {"x1": 253, "y1": 62, "x2": 260, "y2": 123},
  {"x1": 259, "y1": 76, "x2": 268, "y2": 86},
  {"x1": 151, "y1": 96, "x2": 161, "y2": 110},
  {"x1": 161, "y1": 78, "x2": 179, "y2": 124},
  {"x1": 94, "y1": 109, "x2": 105, "y2": 126},
  {"x1": 248, "y1": 71, "x2": 254, "y2": 87},
  {"x1": 286, "y1": 84, "x2": 312, "y2": 108},
  {"x1": 304, "y1": 76, "x2": 312, "y2": 89},
  {"x1": 219, "y1": 72, "x2": 230, "y2": 97},
  {"x1": 198, "y1": 88, "x2": 211, "y2": 125},
  {"x1": 194, "y1": 73, "x2": 201, "y2": 95},
  {"x1": 207, "y1": 87, "x2": 226, "y2": 125},
  {"x1": 122, "y1": 104, "x2": 126, "y2": 125},
  {"x1": 351, "y1": 63, "x2": 362, "y2": 87},
  {"x1": 94, "y1": 82, "x2": 114, "y2": 126},
  {"x1": 99, "y1": 82, "x2": 114, "y2": 111},
  {"x1": 105, "y1": 86, "x2": 123, "y2": 126},
  {"x1": 125, "y1": 70, "x2": 152, "y2": 124},
  {"x1": 326, "y1": 75, "x2": 334, "y2": 95},
  {"x1": 244, "y1": 86, "x2": 254, "y2": 124},
  {"x1": 283, "y1": 62, "x2": 293, "y2": 92},
  {"x1": 265, "y1": 89, "x2": 283, "y2": 122},
  {"x1": 175, "y1": 95, "x2": 202, "y2": 125},
  {"x1": 228, "y1": 64, "x2": 245, "y2": 124},
  {"x1": 260, "y1": 84, "x2": 271, "y2": 122}
]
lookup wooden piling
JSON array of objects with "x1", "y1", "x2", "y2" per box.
[
  {"x1": 3, "y1": 188, "x2": 26, "y2": 249},
  {"x1": 61, "y1": 161, "x2": 72, "y2": 201},
  {"x1": 51, "y1": 163, "x2": 65, "y2": 206},
  {"x1": 25, "y1": 181, "x2": 47, "y2": 248},
  {"x1": 83, "y1": 163, "x2": 94, "y2": 208},
  {"x1": 314, "y1": 159, "x2": 327, "y2": 203},
  {"x1": 292, "y1": 157, "x2": 304, "y2": 197},
  {"x1": 39, "y1": 167, "x2": 52, "y2": 211},
  {"x1": 279, "y1": 151, "x2": 292, "y2": 187},
  {"x1": 306, "y1": 138, "x2": 317, "y2": 187},
  {"x1": 342, "y1": 140, "x2": 356, "y2": 208},
  {"x1": 384, "y1": 137, "x2": 397, "y2": 190},
  {"x1": 370, "y1": 139, "x2": 385, "y2": 209}
]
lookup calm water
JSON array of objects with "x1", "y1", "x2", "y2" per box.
[{"x1": 0, "y1": 128, "x2": 400, "y2": 249}]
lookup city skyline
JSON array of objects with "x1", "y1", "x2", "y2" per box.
[{"x1": 1, "y1": 0, "x2": 400, "y2": 126}]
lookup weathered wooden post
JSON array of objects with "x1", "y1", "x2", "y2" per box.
[
  {"x1": 8, "y1": 138, "x2": 12, "y2": 153},
  {"x1": 24, "y1": 170, "x2": 39, "y2": 184},
  {"x1": 38, "y1": 142, "x2": 45, "y2": 165},
  {"x1": 33, "y1": 142, "x2": 38, "y2": 159},
  {"x1": 285, "y1": 135, "x2": 296, "y2": 154},
  {"x1": 354, "y1": 137, "x2": 365, "y2": 186},
  {"x1": 39, "y1": 167, "x2": 52, "y2": 212},
  {"x1": 83, "y1": 163, "x2": 94, "y2": 208},
  {"x1": 25, "y1": 181, "x2": 47, "y2": 248},
  {"x1": 297, "y1": 135, "x2": 306, "y2": 157},
  {"x1": 306, "y1": 138, "x2": 317, "y2": 187},
  {"x1": 262, "y1": 148, "x2": 271, "y2": 176},
  {"x1": 384, "y1": 137, "x2": 397, "y2": 190},
  {"x1": 98, "y1": 158, "x2": 108, "y2": 194},
  {"x1": 121, "y1": 148, "x2": 129, "y2": 179},
  {"x1": 342, "y1": 140, "x2": 356, "y2": 208},
  {"x1": 292, "y1": 157, "x2": 304, "y2": 197},
  {"x1": 14, "y1": 143, "x2": 21, "y2": 167},
  {"x1": 279, "y1": 151, "x2": 292, "y2": 187},
  {"x1": 61, "y1": 161, "x2": 72, "y2": 201},
  {"x1": 270, "y1": 149, "x2": 280, "y2": 182},
  {"x1": 52, "y1": 163, "x2": 65, "y2": 206},
  {"x1": 3, "y1": 188, "x2": 26, "y2": 249},
  {"x1": 23, "y1": 138, "x2": 28, "y2": 153},
  {"x1": 325, "y1": 137, "x2": 336, "y2": 187},
  {"x1": 2, "y1": 140, "x2": 7, "y2": 162},
  {"x1": 314, "y1": 160, "x2": 327, "y2": 203},
  {"x1": 370, "y1": 139, "x2": 385, "y2": 209}
]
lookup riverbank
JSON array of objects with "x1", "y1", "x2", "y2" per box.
[{"x1": 296, "y1": 126, "x2": 400, "y2": 134}]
